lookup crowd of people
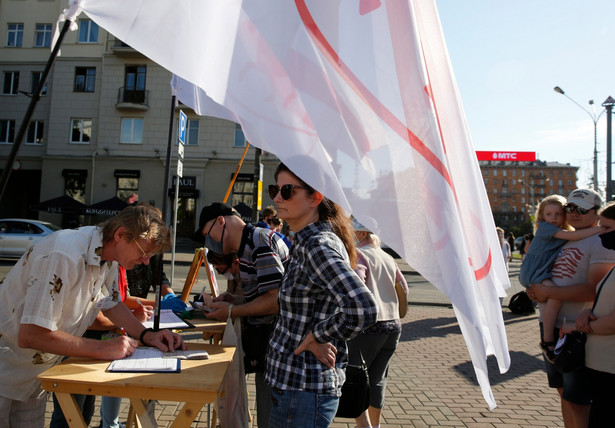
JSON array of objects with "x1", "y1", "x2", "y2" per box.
[
  {"x1": 508, "y1": 187, "x2": 615, "y2": 428},
  {"x1": 5, "y1": 160, "x2": 615, "y2": 428}
]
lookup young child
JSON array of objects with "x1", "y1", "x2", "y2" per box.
[{"x1": 519, "y1": 194, "x2": 601, "y2": 361}]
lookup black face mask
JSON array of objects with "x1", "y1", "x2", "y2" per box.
[{"x1": 600, "y1": 229, "x2": 615, "y2": 251}]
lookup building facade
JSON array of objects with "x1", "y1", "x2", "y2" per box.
[
  {"x1": 0, "y1": 0, "x2": 280, "y2": 234},
  {"x1": 479, "y1": 159, "x2": 579, "y2": 230}
]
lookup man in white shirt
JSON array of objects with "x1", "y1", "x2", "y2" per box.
[
  {"x1": 0, "y1": 204, "x2": 185, "y2": 427},
  {"x1": 529, "y1": 189, "x2": 615, "y2": 428}
]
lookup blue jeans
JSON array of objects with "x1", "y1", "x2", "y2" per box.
[
  {"x1": 100, "y1": 396, "x2": 123, "y2": 428},
  {"x1": 269, "y1": 388, "x2": 338, "y2": 428}
]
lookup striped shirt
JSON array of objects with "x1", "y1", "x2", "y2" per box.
[
  {"x1": 265, "y1": 221, "x2": 378, "y2": 396},
  {"x1": 237, "y1": 223, "x2": 289, "y2": 325}
]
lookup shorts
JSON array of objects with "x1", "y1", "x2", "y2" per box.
[{"x1": 540, "y1": 323, "x2": 592, "y2": 405}]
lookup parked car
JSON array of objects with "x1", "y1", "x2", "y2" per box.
[
  {"x1": 514, "y1": 236, "x2": 524, "y2": 251},
  {"x1": 0, "y1": 219, "x2": 61, "y2": 258}
]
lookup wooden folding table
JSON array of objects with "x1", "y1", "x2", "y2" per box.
[{"x1": 38, "y1": 343, "x2": 235, "y2": 428}]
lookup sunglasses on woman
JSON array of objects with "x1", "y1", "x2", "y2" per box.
[
  {"x1": 268, "y1": 184, "x2": 309, "y2": 200},
  {"x1": 564, "y1": 204, "x2": 594, "y2": 215}
]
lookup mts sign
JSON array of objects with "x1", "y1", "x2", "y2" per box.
[{"x1": 475, "y1": 151, "x2": 536, "y2": 162}]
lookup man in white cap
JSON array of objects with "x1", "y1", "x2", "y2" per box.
[{"x1": 529, "y1": 188, "x2": 615, "y2": 427}]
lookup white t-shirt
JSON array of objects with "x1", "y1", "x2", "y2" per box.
[
  {"x1": 544, "y1": 234, "x2": 615, "y2": 326},
  {"x1": 0, "y1": 226, "x2": 120, "y2": 401},
  {"x1": 585, "y1": 267, "x2": 615, "y2": 374}
]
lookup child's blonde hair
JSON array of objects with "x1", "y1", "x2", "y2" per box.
[{"x1": 534, "y1": 194, "x2": 572, "y2": 233}]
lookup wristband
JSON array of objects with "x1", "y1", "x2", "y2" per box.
[
  {"x1": 139, "y1": 327, "x2": 154, "y2": 345},
  {"x1": 228, "y1": 304, "x2": 234, "y2": 320}
]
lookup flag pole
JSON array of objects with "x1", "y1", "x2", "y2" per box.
[
  {"x1": 0, "y1": 19, "x2": 71, "y2": 202},
  {"x1": 222, "y1": 142, "x2": 250, "y2": 204}
]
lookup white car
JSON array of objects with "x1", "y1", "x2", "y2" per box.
[{"x1": 0, "y1": 219, "x2": 61, "y2": 258}]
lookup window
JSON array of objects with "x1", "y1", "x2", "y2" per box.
[
  {"x1": 484, "y1": 178, "x2": 488, "y2": 185},
  {"x1": 26, "y1": 121, "x2": 44, "y2": 145},
  {"x1": 71, "y1": 119, "x2": 92, "y2": 143},
  {"x1": 234, "y1": 123, "x2": 246, "y2": 147},
  {"x1": 7, "y1": 24, "x2": 23, "y2": 47},
  {"x1": 64, "y1": 173, "x2": 87, "y2": 204},
  {"x1": 74, "y1": 67, "x2": 95, "y2": 92},
  {"x1": 231, "y1": 174, "x2": 254, "y2": 207},
  {"x1": 120, "y1": 118, "x2": 143, "y2": 144},
  {"x1": 502, "y1": 170, "x2": 507, "y2": 177},
  {"x1": 78, "y1": 20, "x2": 99, "y2": 43},
  {"x1": 2, "y1": 71, "x2": 19, "y2": 95},
  {"x1": 116, "y1": 176, "x2": 139, "y2": 201},
  {"x1": 493, "y1": 188, "x2": 497, "y2": 194},
  {"x1": 0, "y1": 120, "x2": 15, "y2": 143},
  {"x1": 34, "y1": 24, "x2": 52, "y2": 47},
  {"x1": 492, "y1": 170, "x2": 497, "y2": 176},
  {"x1": 512, "y1": 179, "x2": 516, "y2": 185},
  {"x1": 493, "y1": 179, "x2": 497, "y2": 186},
  {"x1": 185, "y1": 120, "x2": 199, "y2": 145},
  {"x1": 125, "y1": 65, "x2": 146, "y2": 91},
  {"x1": 31, "y1": 72, "x2": 47, "y2": 95},
  {"x1": 123, "y1": 65, "x2": 146, "y2": 102}
]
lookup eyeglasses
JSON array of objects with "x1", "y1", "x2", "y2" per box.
[
  {"x1": 268, "y1": 184, "x2": 309, "y2": 200},
  {"x1": 564, "y1": 204, "x2": 595, "y2": 215},
  {"x1": 133, "y1": 239, "x2": 155, "y2": 260}
]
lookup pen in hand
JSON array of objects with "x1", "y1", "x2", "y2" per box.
[
  {"x1": 136, "y1": 298, "x2": 143, "y2": 306},
  {"x1": 120, "y1": 327, "x2": 127, "y2": 336}
]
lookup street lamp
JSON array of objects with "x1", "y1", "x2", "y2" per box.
[
  {"x1": 553, "y1": 86, "x2": 605, "y2": 193},
  {"x1": 519, "y1": 178, "x2": 549, "y2": 219}
]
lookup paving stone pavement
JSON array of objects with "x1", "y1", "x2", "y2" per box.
[{"x1": 41, "y1": 252, "x2": 562, "y2": 427}]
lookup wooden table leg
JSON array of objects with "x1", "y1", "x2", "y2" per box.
[
  {"x1": 54, "y1": 392, "x2": 87, "y2": 428},
  {"x1": 129, "y1": 398, "x2": 155, "y2": 428},
  {"x1": 170, "y1": 402, "x2": 205, "y2": 428}
]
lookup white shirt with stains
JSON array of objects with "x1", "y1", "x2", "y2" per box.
[{"x1": 0, "y1": 226, "x2": 119, "y2": 401}]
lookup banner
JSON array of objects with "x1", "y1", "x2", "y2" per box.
[{"x1": 68, "y1": 0, "x2": 510, "y2": 409}]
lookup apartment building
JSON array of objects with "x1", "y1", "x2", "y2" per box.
[
  {"x1": 0, "y1": 0, "x2": 279, "y2": 234},
  {"x1": 479, "y1": 159, "x2": 578, "y2": 229}
]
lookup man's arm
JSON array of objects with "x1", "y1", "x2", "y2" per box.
[
  {"x1": 104, "y1": 303, "x2": 185, "y2": 352},
  {"x1": 18, "y1": 324, "x2": 137, "y2": 360},
  {"x1": 531, "y1": 262, "x2": 613, "y2": 302},
  {"x1": 206, "y1": 289, "x2": 278, "y2": 321}
]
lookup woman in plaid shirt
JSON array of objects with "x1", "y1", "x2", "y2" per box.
[{"x1": 265, "y1": 163, "x2": 378, "y2": 428}]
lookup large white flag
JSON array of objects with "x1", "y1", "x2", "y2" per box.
[{"x1": 68, "y1": 0, "x2": 510, "y2": 408}]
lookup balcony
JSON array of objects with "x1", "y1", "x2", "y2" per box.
[
  {"x1": 116, "y1": 88, "x2": 149, "y2": 111},
  {"x1": 110, "y1": 38, "x2": 144, "y2": 57}
]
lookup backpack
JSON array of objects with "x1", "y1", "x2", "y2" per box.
[{"x1": 508, "y1": 291, "x2": 535, "y2": 315}]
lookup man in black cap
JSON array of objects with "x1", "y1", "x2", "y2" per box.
[{"x1": 193, "y1": 202, "x2": 289, "y2": 428}]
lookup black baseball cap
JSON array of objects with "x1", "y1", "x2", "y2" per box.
[{"x1": 191, "y1": 202, "x2": 239, "y2": 243}]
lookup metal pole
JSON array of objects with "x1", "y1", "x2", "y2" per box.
[
  {"x1": 604, "y1": 97, "x2": 615, "y2": 201},
  {"x1": 154, "y1": 95, "x2": 177, "y2": 331},
  {"x1": 0, "y1": 19, "x2": 72, "y2": 202},
  {"x1": 593, "y1": 121, "x2": 599, "y2": 191},
  {"x1": 252, "y1": 147, "x2": 262, "y2": 223}
]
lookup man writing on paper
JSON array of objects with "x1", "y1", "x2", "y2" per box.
[
  {"x1": 194, "y1": 202, "x2": 289, "y2": 428},
  {"x1": 0, "y1": 204, "x2": 185, "y2": 427}
]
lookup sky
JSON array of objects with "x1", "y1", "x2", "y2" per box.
[{"x1": 436, "y1": 0, "x2": 615, "y2": 193}]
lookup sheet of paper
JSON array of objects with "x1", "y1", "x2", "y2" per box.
[
  {"x1": 107, "y1": 347, "x2": 180, "y2": 372},
  {"x1": 162, "y1": 350, "x2": 209, "y2": 360},
  {"x1": 143, "y1": 309, "x2": 190, "y2": 329}
]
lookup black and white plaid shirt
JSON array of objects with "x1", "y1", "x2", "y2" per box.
[{"x1": 265, "y1": 221, "x2": 378, "y2": 395}]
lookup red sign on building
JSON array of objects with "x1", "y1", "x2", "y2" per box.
[{"x1": 475, "y1": 151, "x2": 536, "y2": 162}]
